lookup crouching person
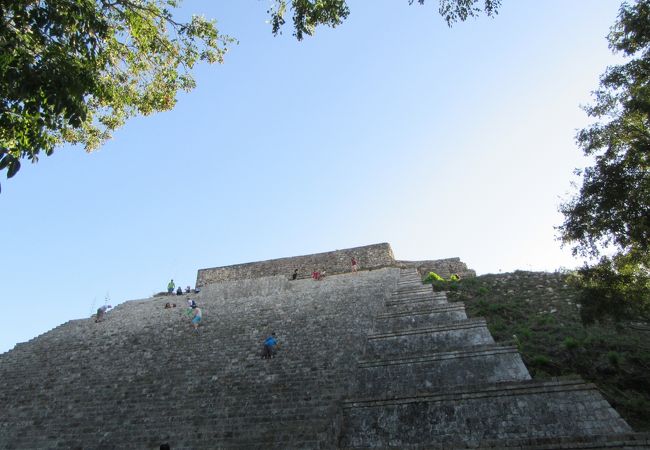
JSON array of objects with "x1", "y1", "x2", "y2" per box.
[
  {"x1": 95, "y1": 304, "x2": 112, "y2": 323},
  {"x1": 261, "y1": 333, "x2": 278, "y2": 359}
]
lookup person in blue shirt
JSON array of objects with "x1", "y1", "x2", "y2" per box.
[{"x1": 262, "y1": 332, "x2": 278, "y2": 359}]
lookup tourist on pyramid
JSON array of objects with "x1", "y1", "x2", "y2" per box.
[
  {"x1": 261, "y1": 333, "x2": 278, "y2": 359},
  {"x1": 176, "y1": 286, "x2": 183, "y2": 296},
  {"x1": 95, "y1": 304, "x2": 112, "y2": 323},
  {"x1": 351, "y1": 257, "x2": 358, "y2": 273},
  {"x1": 185, "y1": 285, "x2": 191, "y2": 294},
  {"x1": 291, "y1": 268, "x2": 298, "y2": 280},
  {"x1": 185, "y1": 299, "x2": 196, "y2": 318},
  {"x1": 167, "y1": 279, "x2": 175, "y2": 294},
  {"x1": 190, "y1": 303, "x2": 202, "y2": 331}
]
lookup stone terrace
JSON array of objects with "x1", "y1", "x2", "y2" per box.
[
  {"x1": 0, "y1": 268, "x2": 400, "y2": 449},
  {"x1": 339, "y1": 269, "x2": 649, "y2": 449},
  {"x1": 1, "y1": 247, "x2": 647, "y2": 449}
]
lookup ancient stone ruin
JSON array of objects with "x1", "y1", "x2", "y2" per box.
[{"x1": 1, "y1": 243, "x2": 648, "y2": 449}]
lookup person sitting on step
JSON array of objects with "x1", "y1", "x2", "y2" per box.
[{"x1": 312, "y1": 269, "x2": 324, "y2": 281}]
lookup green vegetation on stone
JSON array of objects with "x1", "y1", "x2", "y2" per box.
[
  {"x1": 422, "y1": 272, "x2": 461, "y2": 291},
  {"x1": 447, "y1": 271, "x2": 650, "y2": 431},
  {"x1": 423, "y1": 272, "x2": 445, "y2": 283}
]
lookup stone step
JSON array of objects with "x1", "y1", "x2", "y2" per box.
[
  {"x1": 1, "y1": 408, "x2": 334, "y2": 449},
  {"x1": 355, "y1": 345, "x2": 531, "y2": 398},
  {"x1": 396, "y1": 275, "x2": 427, "y2": 282},
  {"x1": 395, "y1": 283, "x2": 422, "y2": 289},
  {"x1": 340, "y1": 379, "x2": 633, "y2": 449},
  {"x1": 373, "y1": 303, "x2": 468, "y2": 333},
  {"x1": 395, "y1": 281, "x2": 425, "y2": 287},
  {"x1": 470, "y1": 433, "x2": 650, "y2": 450},
  {"x1": 364, "y1": 318, "x2": 494, "y2": 359},
  {"x1": 399, "y1": 269, "x2": 420, "y2": 275},
  {"x1": 339, "y1": 433, "x2": 650, "y2": 450},
  {"x1": 392, "y1": 287, "x2": 442, "y2": 296},
  {"x1": 387, "y1": 291, "x2": 446, "y2": 305},
  {"x1": 383, "y1": 299, "x2": 449, "y2": 314},
  {"x1": 390, "y1": 292, "x2": 434, "y2": 302},
  {"x1": 386, "y1": 297, "x2": 446, "y2": 310},
  {"x1": 393, "y1": 285, "x2": 431, "y2": 294},
  {"x1": 396, "y1": 278, "x2": 422, "y2": 285}
]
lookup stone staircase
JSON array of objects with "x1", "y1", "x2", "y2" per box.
[
  {"x1": 1, "y1": 267, "x2": 648, "y2": 449},
  {"x1": 339, "y1": 269, "x2": 650, "y2": 449},
  {"x1": 0, "y1": 269, "x2": 401, "y2": 449}
]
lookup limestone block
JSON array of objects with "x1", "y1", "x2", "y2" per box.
[
  {"x1": 364, "y1": 318, "x2": 495, "y2": 359},
  {"x1": 355, "y1": 345, "x2": 531, "y2": 398},
  {"x1": 373, "y1": 304, "x2": 469, "y2": 334},
  {"x1": 341, "y1": 380, "x2": 632, "y2": 448},
  {"x1": 197, "y1": 243, "x2": 396, "y2": 286}
]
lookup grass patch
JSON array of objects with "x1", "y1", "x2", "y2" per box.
[{"x1": 447, "y1": 271, "x2": 650, "y2": 431}]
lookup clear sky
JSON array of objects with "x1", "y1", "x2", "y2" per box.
[{"x1": 1, "y1": 0, "x2": 624, "y2": 353}]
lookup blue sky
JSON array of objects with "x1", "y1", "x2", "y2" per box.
[{"x1": 1, "y1": 0, "x2": 623, "y2": 353}]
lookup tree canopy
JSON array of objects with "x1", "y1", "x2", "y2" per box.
[
  {"x1": 267, "y1": 0, "x2": 501, "y2": 40},
  {"x1": 0, "y1": 0, "x2": 500, "y2": 191},
  {"x1": 559, "y1": 0, "x2": 650, "y2": 323},
  {"x1": 0, "y1": 0, "x2": 233, "y2": 191}
]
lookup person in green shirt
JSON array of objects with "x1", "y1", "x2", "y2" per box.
[{"x1": 167, "y1": 279, "x2": 175, "y2": 294}]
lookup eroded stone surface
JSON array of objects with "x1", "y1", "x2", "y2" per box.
[
  {"x1": 340, "y1": 269, "x2": 640, "y2": 449},
  {"x1": 0, "y1": 252, "x2": 640, "y2": 449},
  {"x1": 0, "y1": 269, "x2": 400, "y2": 449}
]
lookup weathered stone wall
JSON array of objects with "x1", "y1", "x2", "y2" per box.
[
  {"x1": 0, "y1": 257, "x2": 643, "y2": 449},
  {"x1": 397, "y1": 257, "x2": 476, "y2": 279},
  {"x1": 0, "y1": 268, "x2": 400, "y2": 449},
  {"x1": 341, "y1": 380, "x2": 632, "y2": 448},
  {"x1": 196, "y1": 243, "x2": 395, "y2": 287},
  {"x1": 355, "y1": 346, "x2": 531, "y2": 398},
  {"x1": 364, "y1": 318, "x2": 494, "y2": 359},
  {"x1": 340, "y1": 268, "x2": 641, "y2": 449}
]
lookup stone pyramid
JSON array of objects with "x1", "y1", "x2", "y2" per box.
[{"x1": 0, "y1": 244, "x2": 647, "y2": 449}]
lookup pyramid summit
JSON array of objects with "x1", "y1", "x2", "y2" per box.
[{"x1": 0, "y1": 243, "x2": 647, "y2": 449}]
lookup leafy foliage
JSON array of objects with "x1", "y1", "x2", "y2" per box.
[
  {"x1": 0, "y1": 0, "x2": 234, "y2": 191},
  {"x1": 427, "y1": 0, "x2": 501, "y2": 26},
  {"x1": 423, "y1": 271, "x2": 463, "y2": 291},
  {"x1": 268, "y1": 0, "x2": 501, "y2": 39},
  {"x1": 569, "y1": 252, "x2": 650, "y2": 324},
  {"x1": 268, "y1": 0, "x2": 350, "y2": 41},
  {"x1": 423, "y1": 271, "x2": 445, "y2": 283},
  {"x1": 447, "y1": 271, "x2": 650, "y2": 430},
  {"x1": 1, "y1": 0, "x2": 502, "y2": 190},
  {"x1": 559, "y1": 0, "x2": 650, "y2": 322}
]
